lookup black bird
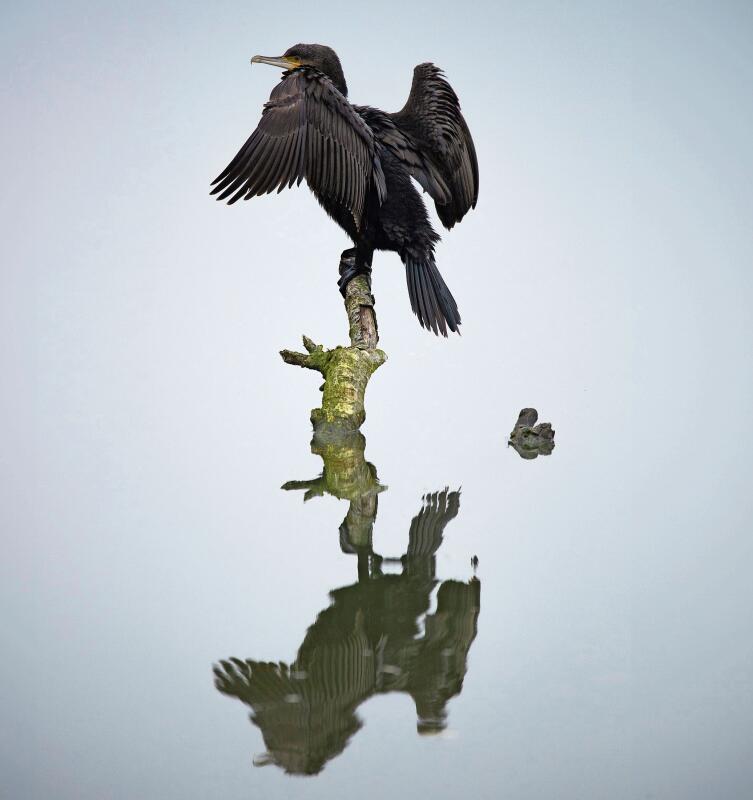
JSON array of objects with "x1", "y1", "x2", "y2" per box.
[{"x1": 211, "y1": 44, "x2": 478, "y2": 336}]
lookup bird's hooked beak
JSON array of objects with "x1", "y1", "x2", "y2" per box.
[{"x1": 250, "y1": 54, "x2": 302, "y2": 69}]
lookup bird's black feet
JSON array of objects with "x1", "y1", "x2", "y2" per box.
[{"x1": 338, "y1": 248, "x2": 372, "y2": 297}]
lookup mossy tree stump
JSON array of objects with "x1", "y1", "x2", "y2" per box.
[
  {"x1": 280, "y1": 273, "x2": 387, "y2": 436},
  {"x1": 281, "y1": 431, "x2": 385, "y2": 558}
]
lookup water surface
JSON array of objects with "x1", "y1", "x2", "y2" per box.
[{"x1": 2, "y1": 2, "x2": 753, "y2": 798}]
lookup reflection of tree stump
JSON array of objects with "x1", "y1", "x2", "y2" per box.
[
  {"x1": 280, "y1": 273, "x2": 387, "y2": 436},
  {"x1": 282, "y1": 431, "x2": 385, "y2": 554}
]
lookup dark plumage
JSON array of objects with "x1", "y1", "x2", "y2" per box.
[{"x1": 211, "y1": 44, "x2": 478, "y2": 336}]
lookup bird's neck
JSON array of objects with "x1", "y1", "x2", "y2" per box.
[
  {"x1": 330, "y1": 70, "x2": 347, "y2": 97},
  {"x1": 285, "y1": 65, "x2": 347, "y2": 97}
]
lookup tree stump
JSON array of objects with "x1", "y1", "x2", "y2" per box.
[{"x1": 280, "y1": 272, "x2": 387, "y2": 437}]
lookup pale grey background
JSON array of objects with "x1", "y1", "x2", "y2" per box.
[{"x1": 1, "y1": 1, "x2": 752, "y2": 798}]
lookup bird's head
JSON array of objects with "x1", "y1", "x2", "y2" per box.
[{"x1": 251, "y1": 44, "x2": 347, "y2": 96}]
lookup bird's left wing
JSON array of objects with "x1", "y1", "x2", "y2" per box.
[
  {"x1": 405, "y1": 488, "x2": 461, "y2": 560},
  {"x1": 389, "y1": 63, "x2": 478, "y2": 229},
  {"x1": 211, "y1": 68, "x2": 384, "y2": 226}
]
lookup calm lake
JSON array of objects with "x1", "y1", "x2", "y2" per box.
[{"x1": 2, "y1": 2, "x2": 752, "y2": 798}]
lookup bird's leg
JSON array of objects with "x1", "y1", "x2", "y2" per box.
[
  {"x1": 338, "y1": 247, "x2": 372, "y2": 296},
  {"x1": 337, "y1": 247, "x2": 358, "y2": 295}
]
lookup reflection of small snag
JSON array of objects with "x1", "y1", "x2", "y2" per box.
[{"x1": 508, "y1": 408, "x2": 555, "y2": 460}]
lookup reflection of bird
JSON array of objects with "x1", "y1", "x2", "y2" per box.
[
  {"x1": 213, "y1": 490, "x2": 480, "y2": 775},
  {"x1": 211, "y1": 44, "x2": 478, "y2": 335}
]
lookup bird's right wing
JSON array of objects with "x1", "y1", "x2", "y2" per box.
[{"x1": 211, "y1": 68, "x2": 385, "y2": 226}]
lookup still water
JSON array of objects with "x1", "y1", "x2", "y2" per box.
[
  {"x1": 3, "y1": 2, "x2": 753, "y2": 797},
  {"x1": 216, "y1": 478, "x2": 480, "y2": 774},
  {"x1": 4, "y1": 358, "x2": 752, "y2": 799}
]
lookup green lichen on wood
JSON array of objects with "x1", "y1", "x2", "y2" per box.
[
  {"x1": 281, "y1": 431, "x2": 384, "y2": 502},
  {"x1": 282, "y1": 431, "x2": 385, "y2": 550},
  {"x1": 508, "y1": 408, "x2": 556, "y2": 459},
  {"x1": 280, "y1": 273, "x2": 386, "y2": 434}
]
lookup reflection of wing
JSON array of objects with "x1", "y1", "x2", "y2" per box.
[
  {"x1": 411, "y1": 578, "x2": 481, "y2": 733},
  {"x1": 406, "y1": 488, "x2": 461, "y2": 560},
  {"x1": 214, "y1": 487, "x2": 478, "y2": 771},
  {"x1": 211, "y1": 68, "x2": 385, "y2": 225},
  {"x1": 213, "y1": 618, "x2": 374, "y2": 776},
  {"x1": 389, "y1": 64, "x2": 478, "y2": 229}
]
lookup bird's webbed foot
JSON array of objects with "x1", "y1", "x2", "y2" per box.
[{"x1": 338, "y1": 248, "x2": 372, "y2": 297}]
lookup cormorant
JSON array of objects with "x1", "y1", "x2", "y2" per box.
[{"x1": 211, "y1": 44, "x2": 478, "y2": 336}]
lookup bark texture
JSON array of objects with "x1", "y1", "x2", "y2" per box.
[
  {"x1": 508, "y1": 408, "x2": 556, "y2": 459},
  {"x1": 280, "y1": 274, "x2": 387, "y2": 435}
]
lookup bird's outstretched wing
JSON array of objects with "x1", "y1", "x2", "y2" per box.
[
  {"x1": 389, "y1": 63, "x2": 478, "y2": 229},
  {"x1": 406, "y1": 488, "x2": 461, "y2": 560},
  {"x1": 211, "y1": 68, "x2": 385, "y2": 226}
]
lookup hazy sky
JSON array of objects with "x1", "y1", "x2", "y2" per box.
[{"x1": 2, "y1": 2, "x2": 752, "y2": 799}]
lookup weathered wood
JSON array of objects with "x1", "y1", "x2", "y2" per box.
[
  {"x1": 280, "y1": 273, "x2": 386, "y2": 435},
  {"x1": 508, "y1": 408, "x2": 556, "y2": 459},
  {"x1": 344, "y1": 274, "x2": 378, "y2": 349}
]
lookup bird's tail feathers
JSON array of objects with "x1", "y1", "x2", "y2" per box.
[{"x1": 404, "y1": 256, "x2": 461, "y2": 336}]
